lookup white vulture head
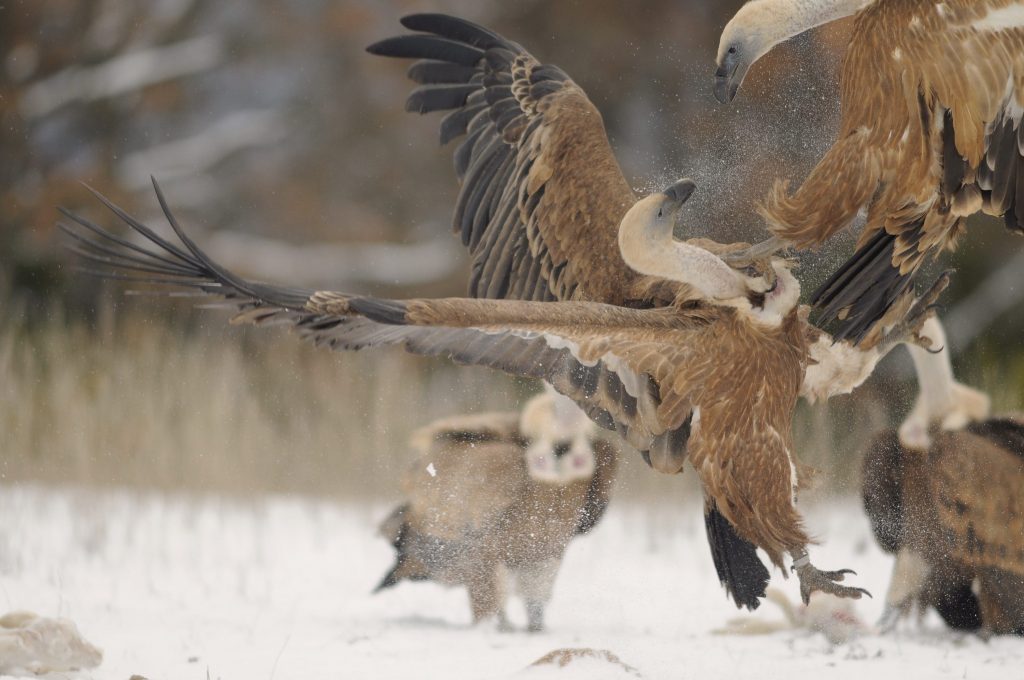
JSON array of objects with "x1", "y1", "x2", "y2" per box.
[
  {"x1": 618, "y1": 178, "x2": 799, "y2": 325},
  {"x1": 714, "y1": 0, "x2": 871, "y2": 103},
  {"x1": 519, "y1": 389, "x2": 597, "y2": 485}
]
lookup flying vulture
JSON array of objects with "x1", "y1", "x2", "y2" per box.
[
  {"x1": 62, "y1": 177, "x2": 948, "y2": 610},
  {"x1": 863, "y1": 419, "x2": 1024, "y2": 635},
  {"x1": 716, "y1": 0, "x2": 1024, "y2": 342},
  {"x1": 375, "y1": 390, "x2": 619, "y2": 632},
  {"x1": 368, "y1": 14, "x2": 987, "y2": 451}
]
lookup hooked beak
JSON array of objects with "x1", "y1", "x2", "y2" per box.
[
  {"x1": 714, "y1": 52, "x2": 746, "y2": 104},
  {"x1": 663, "y1": 178, "x2": 696, "y2": 206}
]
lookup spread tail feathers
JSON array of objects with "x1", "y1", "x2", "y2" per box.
[
  {"x1": 374, "y1": 504, "x2": 426, "y2": 593},
  {"x1": 705, "y1": 504, "x2": 770, "y2": 611},
  {"x1": 932, "y1": 581, "x2": 983, "y2": 631}
]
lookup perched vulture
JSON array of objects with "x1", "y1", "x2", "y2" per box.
[
  {"x1": 63, "y1": 176, "x2": 947, "y2": 610},
  {"x1": 716, "y1": 0, "x2": 1024, "y2": 342},
  {"x1": 375, "y1": 390, "x2": 619, "y2": 632},
  {"x1": 862, "y1": 420, "x2": 1024, "y2": 636}
]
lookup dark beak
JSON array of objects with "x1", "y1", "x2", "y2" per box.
[
  {"x1": 714, "y1": 53, "x2": 745, "y2": 104},
  {"x1": 663, "y1": 178, "x2": 696, "y2": 205},
  {"x1": 553, "y1": 442, "x2": 571, "y2": 459}
]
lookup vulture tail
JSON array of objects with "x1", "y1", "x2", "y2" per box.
[
  {"x1": 932, "y1": 581, "x2": 983, "y2": 631},
  {"x1": 374, "y1": 504, "x2": 428, "y2": 593},
  {"x1": 810, "y1": 227, "x2": 914, "y2": 344},
  {"x1": 704, "y1": 503, "x2": 770, "y2": 611}
]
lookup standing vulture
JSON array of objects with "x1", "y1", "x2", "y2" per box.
[
  {"x1": 715, "y1": 0, "x2": 1024, "y2": 342},
  {"x1": 863, "y1": 420, "x2": 1024, "y2": 636},
  {"x1": 63, "y1": 176, "x2": 947, "y2": 610},
  {"x1": 376, "y1": 390, "x2": 618, "y2": 632}
]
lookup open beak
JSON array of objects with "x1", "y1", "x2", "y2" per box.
[
  {"x1": 713, "y1": 54, "x2": 746, "y2": 104},
  {"x1": 663, "y1": 178, "x2": 696, "y2": 206}
]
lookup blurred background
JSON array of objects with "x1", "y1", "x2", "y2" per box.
[{"x1": 3, "y1": 0, "x2": 1022, "y2": 503}]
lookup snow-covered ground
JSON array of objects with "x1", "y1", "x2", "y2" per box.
[{"x1": 1, "y1": 484, "x2": 1020, "y2": 679}]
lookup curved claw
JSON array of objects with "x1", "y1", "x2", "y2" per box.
[{"x1": 795, "y1": 561, "x2": 870, "y2": 604}]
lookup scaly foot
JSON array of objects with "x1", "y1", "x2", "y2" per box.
[{"x1": 792, "y1": 553, "x2": 872, "y2": 605}]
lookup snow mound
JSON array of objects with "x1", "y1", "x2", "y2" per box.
[
  {"x1": 521, "y1": 648, "x2": 642, "y2": 679},
  {"x1": 0, "y1": 610, "x2": 103, "y2": 675}
]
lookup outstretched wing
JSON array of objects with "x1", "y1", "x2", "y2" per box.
[
  {"x1": 367, "y1": 14, "x2": 642, "y2": 305},
  {"x1": 63, "y1": 183, "x2": 712, "y2": 468}
]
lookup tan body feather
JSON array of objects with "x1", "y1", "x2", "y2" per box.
[
  {"x1": 766, "y1": 0, "x2": 1024, "y2": 249},
  {"x1": 863, "y1": 420, "x2": 1024, "y2": 635}
]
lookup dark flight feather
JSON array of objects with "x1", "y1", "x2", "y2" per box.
[{"x1": 705, "y1": 503, "x2": 769, "y2": 611}]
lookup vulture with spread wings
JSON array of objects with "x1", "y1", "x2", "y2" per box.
[
  {"x1": 716, "y1": 0, "x2": 1024, "y2": 342},
  {"x1": 63, "y1": 173, "x2": 945, "y2": 609}
]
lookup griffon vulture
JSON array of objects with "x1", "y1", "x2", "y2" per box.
[
  {"x1": 63, "y1": 177, "x2": 947, "y2": 610},
  {"x1": 368, "y1": 14, "x2": 986, "y2": 460},
  {"x1": 863, "y1": 420, "x2": 1024, "y2": 635},
  {"x1": 715, "y1": 0, "x2": 1024, "y2": 342},
  {"x1": 375, "y1": 390, "x2": 618, "y2": 632}
]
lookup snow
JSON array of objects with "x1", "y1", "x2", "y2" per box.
[{"x1": 1, "y1": 484, "x2": 1021, "y2": 680}]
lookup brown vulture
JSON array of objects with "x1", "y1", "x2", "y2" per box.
[
  {"x1": 715, "y1": 0, "x2": 1024, "y2": 343},
  {"x1": 375, "y1": 390, "x2": 619, "y2": 632}
]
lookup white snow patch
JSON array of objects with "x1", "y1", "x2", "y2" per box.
[
  {"x1": 0, "y1": 484, "x2": 1021, "y2": 679},
  {"x1": 426, "y1": 462, "x2": 437, "y2": 477}
]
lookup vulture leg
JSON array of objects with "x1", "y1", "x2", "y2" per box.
[
  {"x1": 718, "y1": 235, "x2": 786, "y2": 265},
  {"x1": 899, "y1": 317, "x2": 990, "y2": 450},
  {"x1": 515, "y1": 558, "x2": 560, "y2": 633},
  {"x1": 791, "y1": 549, "x2": 871, "y2": 605},
  {"x1": 876, "y1": 547, "x2": 930, "y2": 632}
]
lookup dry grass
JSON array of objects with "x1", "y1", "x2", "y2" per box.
[
  {"x1": 5, "y1": 301, "x2": 1007, "y2": 504},
  {"x1": 0, "y1": 302, "x2": 686, "y2": 502},
  {"x1": 0, "y1": 302, "x2": 531, "y2": 499}
]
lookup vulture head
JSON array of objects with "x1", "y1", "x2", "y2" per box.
[
  {"x1": 519, "y1": 390, "x2": 597, "y2": 485},
  {"x1": 713, "y1": 0, "x2": 779, "y2": 104},
  {"x1": 618, "y1": 179, "x2": 798, "y2": 324},
  {"x1": 714, "y1": 0, "x2": 870, "y2": 103}
]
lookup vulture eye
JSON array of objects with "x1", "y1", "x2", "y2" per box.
[
  {"x1": 741, "y1": 265, "x2": 760, "y2": 277},
  {"x1": 728, "y1": 46, "x2": 737, "y2": 55},
  {"x1": 657, "y1": 208, "x2": 664, "y2": 219}
]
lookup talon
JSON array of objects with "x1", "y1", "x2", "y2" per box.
[{"x1": 794, "y1": 559, "x2": 870, "y2": 604}]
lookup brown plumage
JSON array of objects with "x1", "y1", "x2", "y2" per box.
[
  {"x1": 717, "y1": 0, "x2": 1024, "y2": 342},
  {"x1": 375, "y1": 392, "x2": 618, "y2": 632},
  {"x1": 366, "y1": 14, "x2": 684, "y2": 308},
  {"x1": 61, "y1": 180, "x2": 948, "y2": 609},
  {"x1": 863, "y1": 419, "x2": 1024, "y2": 635}
]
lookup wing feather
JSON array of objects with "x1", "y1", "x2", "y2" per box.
[
  {"x1": 368, "y1": 13, "x2": 645, "y2": 305},
  {"x1": 61, "y1": 184, "x2": 713, "y2": 466}
]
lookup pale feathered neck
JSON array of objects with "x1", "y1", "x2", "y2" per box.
[
  {"x1": 617, "y1": 208, "x2": 746, "y2": 301},
  {"x1": 726, "y1": 0, "x2": 872, "y2": 57}
]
